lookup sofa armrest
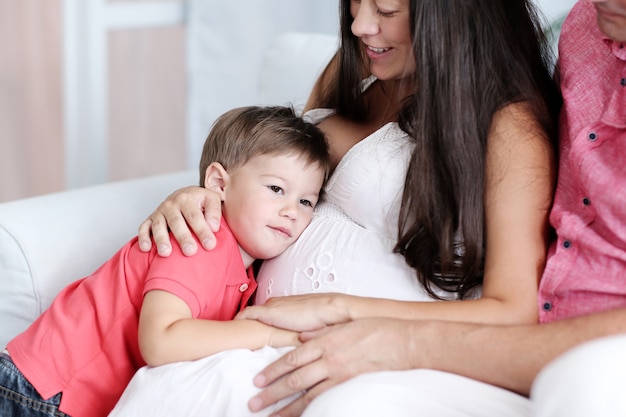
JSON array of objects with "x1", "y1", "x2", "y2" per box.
[{"x1": 0, "y1": 170, "x2": 196, "y2": 348}]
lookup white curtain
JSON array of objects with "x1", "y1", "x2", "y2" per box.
[{"x1": 0, "y1": 0, "x2": 64, "y2": 202}]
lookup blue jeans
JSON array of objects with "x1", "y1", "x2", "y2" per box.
[{"x1": 0, "y1": 352, "x2": 69, "y2": 417}]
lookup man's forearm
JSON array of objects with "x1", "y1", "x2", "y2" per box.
[{"x1": 413, "y1": 307, "x2": 626, "y2": 395}]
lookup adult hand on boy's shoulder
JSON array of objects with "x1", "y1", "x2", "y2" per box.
[{"x1": 138, "y1": 186, "x2": 222, "y2": 256}]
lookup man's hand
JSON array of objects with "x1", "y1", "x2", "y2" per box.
[{"x1": 248, "y1": 318, "x2": 419, "y2": 417}]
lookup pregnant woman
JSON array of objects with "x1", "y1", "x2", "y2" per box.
[{"x1": 117, "y1": 0, "x2": 562, "y2": 416}]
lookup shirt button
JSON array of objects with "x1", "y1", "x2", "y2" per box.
[
  {"x1": 621, "y1": 78, "x2": 626, "y2": 87},
  {"x1": 588, "y1": 132, "x2": 597, "y2": 141},
  {"x1": 582, "y1": 197, "x2": 591, "y2": 206},
  {"x1": 563, "y1": 240, "x2": 571, "y2": 249},
  {"x1": 239, "y1": 283, "x2": 249, "y2": 292},
  {"x1": 543, "y1": 302, "x2": 552, "y2": 311}
]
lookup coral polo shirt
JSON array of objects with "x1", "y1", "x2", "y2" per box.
[{"x1": 7, "y1": 219, "x2": 256, "y2": 417}]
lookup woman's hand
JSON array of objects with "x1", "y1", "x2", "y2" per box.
[
  {"x1": 236, "y1": 293, "x2": 352, "y2": 332},
  {"x1": 248, "y1": 317, "x2": 421, "y2": 417},
  {"x1": 138, "y1": 186, "x2": 222, "y2": 256}
]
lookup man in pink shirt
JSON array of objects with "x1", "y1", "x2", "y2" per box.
[
  {"x1": 239, "y1": 1, "x2": 626, "y2": 416},
  {"x1": 538, "y1": 0, "x2": 626, "y2": 323}
]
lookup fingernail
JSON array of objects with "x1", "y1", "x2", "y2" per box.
[
  {"x1": 248, "y1": 397, "x2": 262, "y2": 412},
  {"x1": 202, "y1": 237, "x2": 215, "y2": 250},
  {"x1": 157, "y1": 244, "x2": 170, "y2": 256},
  {"x1": 182, "y1": 243, "x2": 195, "y2": 256},
  {"x1": 139, "y1": 241, "x2": 150, "y2": 252},
  {"x1": 253, "y1": 374, "x2": 266, "y2": 386},
  {"x1": 210, "y1": 219, "x2": 221, "y2": 231}
]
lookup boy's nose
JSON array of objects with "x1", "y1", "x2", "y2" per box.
[{"x1": 279, "y1": 200, "x2": 298, "y2": 219}]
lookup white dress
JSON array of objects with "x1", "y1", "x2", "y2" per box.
[{"x1": 109, "y1": 106, "x2": 438, "y2": 417}]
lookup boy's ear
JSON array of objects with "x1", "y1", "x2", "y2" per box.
[{"x1": 203, "y1": 162, "x2": 229, "y2": 201}]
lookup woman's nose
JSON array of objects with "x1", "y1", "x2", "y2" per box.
[{"x1": 351, "y1": 1, "x2": 380, "y2": 37}]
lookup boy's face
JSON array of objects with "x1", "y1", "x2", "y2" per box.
[
  {"x1": 221, "y1": 153, "x2": 325, "y2": 264},
  {"x1": 590, "y1": 0, "x2": 626, "y2": 42}
]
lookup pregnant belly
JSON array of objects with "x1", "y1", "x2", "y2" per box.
[{"x1": 254, "y1": 209, "x2": 434, "y2": 305}]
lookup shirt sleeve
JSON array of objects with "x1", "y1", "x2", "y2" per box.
[{"x1": 143, "y1": 229, "x2": 245, "y2": 318}]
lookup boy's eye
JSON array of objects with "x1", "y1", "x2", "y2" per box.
[
  {"x1": 300, "y1": 199, "x2": 313, "y2": 208},
  {"x1": 269, "y1": 185, "x2": 283, "y2": 194}
]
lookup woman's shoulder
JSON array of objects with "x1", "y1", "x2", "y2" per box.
[
  {"x1": 491, "y1": 102, "x2": 546, "y2": 140},
  {"x1": 487, "y1": 102, "x2": 555, "y2": 173}
]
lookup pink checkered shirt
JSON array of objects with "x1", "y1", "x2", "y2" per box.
[{"x1": 538, "y1": 1, "x2": 626, "y2": 323}]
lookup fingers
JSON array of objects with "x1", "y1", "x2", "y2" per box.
[
  {"x1": 236, "y1": 305, "x2": 261, "y2": 321},
  {"x1": 177, "y1": 190, "x2": 223, "y2": 252},
  {"x1": 249, "y1": 345, "x2": 327, "y2": 413},
  {"x1": 237, "y1": 305, "x2": 290, "y2": 328},
  {"x1": 142, "y1": 186, "x2": 222, "y2": 257},
  {"x1": 161, "y1": 210, "x2": 196, "y2": 256},
  {"x1": 137, "y1": 218, "x2": 154, "y2": 252},
  {"x1": 267, "y1": 379, "x2": 336, "y2": 417},
  {"x1": 138, "y1": 212, "x2": 178, "y2": 256},
  {"x1": 298, "y1": 327, "x2": 327, "y2": 343},
  {"x1": 203, "y1": 194, "x2": 223, "y2": 234},
  {"x1": 265, "y1": 394, "x2": 307, "y2": 417}
]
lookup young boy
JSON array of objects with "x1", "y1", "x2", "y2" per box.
[{"x1": 0, "y1": 105, "x2": 330, "y2": 417}]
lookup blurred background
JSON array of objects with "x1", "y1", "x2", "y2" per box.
[{"x1": 0, "y1": 0, "x2": 576, "y2": 203}]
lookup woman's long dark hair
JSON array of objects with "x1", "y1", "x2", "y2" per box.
[{"x1": 320, "y1": 0, "x2": 561, "y2": 299}]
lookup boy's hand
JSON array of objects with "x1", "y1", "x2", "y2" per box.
[{"x1": 267, "y1": 327, "x2": 301, "y2": 348}]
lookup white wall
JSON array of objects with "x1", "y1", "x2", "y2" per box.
[{"x1": 534, "y1": 0, "x2": 578, "y2": 22}]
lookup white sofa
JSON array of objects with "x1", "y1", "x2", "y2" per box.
[{"x1": 0, "y1": 32, "x2": 337, "y2": 349}]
